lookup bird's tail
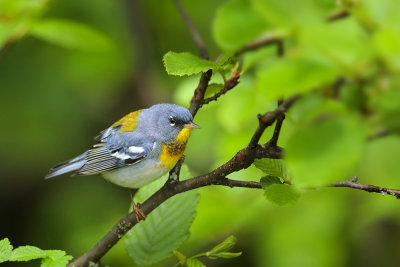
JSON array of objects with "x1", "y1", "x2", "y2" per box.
[{"x1": 45, "y1": 152, "x2": 87, "y2": 179}]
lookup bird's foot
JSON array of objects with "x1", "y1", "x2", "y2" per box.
[{"x1": 133, "y1": 203, "x2": 146, "y2": 222}]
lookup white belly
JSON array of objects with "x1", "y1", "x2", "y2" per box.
[{"x1": 102, "y1": 160, "x2": 170, "y2": 188}]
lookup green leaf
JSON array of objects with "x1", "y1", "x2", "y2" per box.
[
  {"x1": 264, "y1": 184, "x2": 300, "y2": 205},
  {"x1": 241, "y1": 45, "x2": 277, "y2": 73},
  {"x1": 286, "y1": 99, "x2": 366, "y2": 186},
  {"x1": 252, "y1": 0, "x2": 336, "y2": 29},
  {"x1": 41, "y1": 254, "x2": 73, "y2": 267},
  {"x1": 204, "y1": 83, "x2": 224, "y2": 99},
  {"x1": 213, "y1": 0, "x2": 267, "y2": 51},
  {"x1": 254, "y1": 158, "x2": 287, "y2": 178},
  {"x1": 208, "y1": 235, "x2": 237, "y2": 255},
  {"x1": 373, "y1": 27, "x2": 400, "y2": 72},
  {"x1": 173, "y1": 250, "x2": 187, "y2": 265},
  {"x1": 256, "y1": 57, "x2": 337, "y2": 100},
  {"x1": 355, "y1": 0, "x2": 400, "y2": 30},
  {"x1": 163, "y1": 51, "x2": 215, "y2": 76},
  {"x1": 0, "y1": 238, "x2": 13, "y2": 263},
  {"x1": 125, "y1": 178, "x2": 200, "y2": 266},
  {"x1": 260, "y1": 176, "x2": 282, "y2": 188},
  {"x1": 187, "y1": 258, "x2": 206, "y2": 267},
  {"x1": 208, "y1": 252, "x2": 242, "y2": 259},
  {"x1": 45, "y1": 250, "x2": 71, "y2": 261},
  {"x1": 376, "y1": 88, "x2": 400, "y2": 133},
  {"x1": 9, "y1": 246, "x2": 46, "y2": 261},
  {"x1": 299, "y1": 19, "x2": 372, "y2": 74},
  {"x1": 215, "y1": 52, "x2": 235, "y2": 68},
  {"x1": 0, "y1": 0, "x2": 48, "y2": 48},
  {"x1": 30, "y1": 19, "x2": 112, "y2": 51}
]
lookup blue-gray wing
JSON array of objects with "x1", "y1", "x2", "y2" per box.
[{"x1": 77, "y1": 133, "x2": 155, "y2": 175}]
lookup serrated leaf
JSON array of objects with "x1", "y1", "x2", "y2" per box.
[
  {"x1": 254, "y1": 158, "x2": 287, "y2": 178},
  {"x1": 213, "y1": 0, "x2": 266, "y2": 51},
  {"x1": 187, "y1": 258, "x2": 206, "y2": 267},
  {"x1": 208, "y1": 252, "x2": 242, "y2": 259},
  {"x1": 208, "y1": 235, "x2": 237, "y2": 255},
  {"x1": 41, "y1": 254, "x2": 73, "y2": 267},
  {"x1": 264, "y1": 184, "x2": 300, "y2": 206},
  {"x1": 125, "y1": 188, "x2": 200, "y2": 266},
  {"x1": 9, "y1": 246, "x2": 46, "y2": 261},
  {"x1": 0, "y1": 238, "x2": 13, "y2": 263},
  {"x1": 260, "y1": 176, "x2": 282, "y2": 188},
  {"x1": 45, "y1": 250, "x2": 69, "y2": 261},
  {"x1": 30, "y1": 19, "x2": 112, "y2": 51},
  {"x1": 163, "y1": 52, "x2": 215, "y2": 76}
]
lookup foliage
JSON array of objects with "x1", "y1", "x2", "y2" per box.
[
  {"x1": 0, "y1": 238, "x2": 72, "y2": 267},
  {"x1": 173, "y1": 235, "x2": 242, "y2": 266},
  {"x1": 1, "y1": 0, "x2": 400, "y2": 266},
  {"x1": 0, "y1": 0, "x2": 112, "y2": 51},
  {"x1": 125, "y1": 166, "x2": 200, "y2": 266}
]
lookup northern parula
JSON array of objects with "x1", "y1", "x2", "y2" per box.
[{"x1": 45, "y1": 104, "x2": 199, "y2": 188}]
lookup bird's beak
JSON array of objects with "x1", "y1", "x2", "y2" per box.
[{"x1": 184, "y1": 122, "x2": 200, "y2": 129}]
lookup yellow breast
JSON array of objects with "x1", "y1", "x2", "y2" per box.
[
  {"x1": 112, "y1": 110, "x2": 142, "y2": 132},
  {"x1": 159, "y1": 128, "x2": 193, "y2": 168}
]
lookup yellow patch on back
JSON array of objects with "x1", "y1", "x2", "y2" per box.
[{"x1": 112, "y1": 110, "x2": 142, "y2": 132}]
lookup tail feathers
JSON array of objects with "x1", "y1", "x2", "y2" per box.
[{"x1": 45, "y1": 152, "x2": 87, "y2": 179}]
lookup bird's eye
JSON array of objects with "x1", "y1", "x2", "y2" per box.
[{"x1": 169, "y1": 116, "x2": 176, "y2": 126}]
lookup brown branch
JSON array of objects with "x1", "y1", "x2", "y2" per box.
[
  {"x1": 248, "y1": 95, "x2": 300, "y2": 149},
  {"x1": 236, "y1": 35, "x2": 284, "y2": 56},
  {"x1": 173, "y1": 0, "x2": 208, "y2": 59},
  {"x1": 367, "y1": 129, "x2": 389, "y2": 141},
  {"x1": 327, "y1": 9, "x2": 349, "y2": 22},
  {"x1": 189, "y1": 70, "x2": 213, "y2": 116},
  {"x1": 332, "y1": 176, "x2": 400, "y2": 198},
  {"x1": 265, "y1": 99, "x2": 285, "y2": 147},
  {"x1": 213, "y1": 178, "x2": 262, "y2": 189},
  {"x1": 202, "y1": 71, "x2": 240, "y2": 106}
]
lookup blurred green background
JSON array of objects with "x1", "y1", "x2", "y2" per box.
[{"x1": 1, "y1": 0, "x2": 400, "y2": 266}]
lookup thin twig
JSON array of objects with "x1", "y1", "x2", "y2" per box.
[
  {"x1": 265, "y1": 115, "x2": 285, "y2": 148},
  {"x1": 327, "y1": 9, "x2": 349, "y2": 22},
  {"x1": 332, "y1": 176, "x2": 400, "y2": 198},
  {"x1": 189, "y1": 70, "x2": 213, "y2": 116},
  {"x1": 173, "y1": 0, "x2": 208, "y2": 59},
  {"x1": 202, "y1": 72, "x2": 240, "y2": 106},
  {"x1": 236, "y1": 36, "x2": 283, "y2": 56},
  {"x1": 367, "y1": 129, "x2": 389, "y2": 141},
  {"x1": 248, "y1": 95, "x2": 300, "y2": 149},
  {"x1": 213, "y1": 178, "x2": 262, "y2": 189}
]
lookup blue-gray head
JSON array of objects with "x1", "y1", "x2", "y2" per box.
[{"x1": 140, "y1": 104, "x2": 199, "y2": 143}]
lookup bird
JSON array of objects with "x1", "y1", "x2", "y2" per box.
[{"x1": 45, "y1": 103, "x2": 200, "y2": 220}]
